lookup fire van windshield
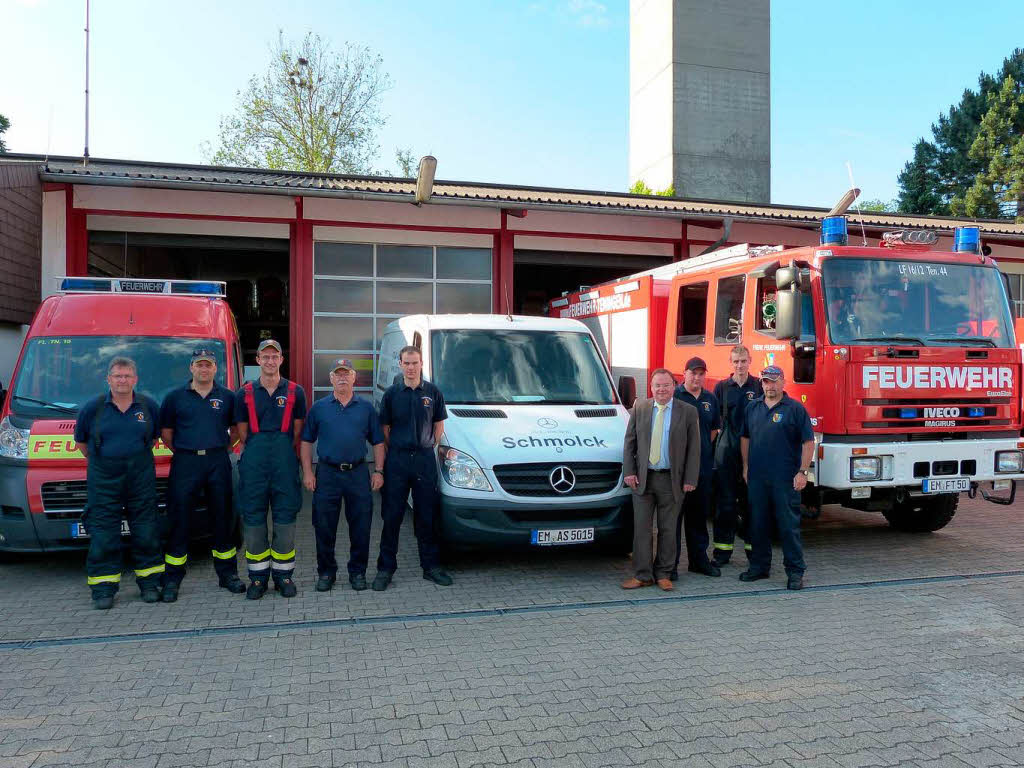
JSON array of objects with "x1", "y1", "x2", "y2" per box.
[
  {"x1": 822, "y1": 258, "x2": 1014, "y2": 347},
  {"x1": 430, "y1": 329, "x2": 617, "y2": 405},
  {"x1": 9, "y1": 336, "x2": 228, "y2": 418}
]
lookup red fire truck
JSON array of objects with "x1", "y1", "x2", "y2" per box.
[{"x1": 549, "y1": 220, "x2": 1023, "y2": 531}]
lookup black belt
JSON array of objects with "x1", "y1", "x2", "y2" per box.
[
  {"x1": 322, "y1": 458, "x2": 365, "y2": 471},
  {"x1": 175, "y1": 446, "x2": 227, "y2": 456},
  {"x1": 648, "y1": 468, "x2": 671, "y2": 474}
]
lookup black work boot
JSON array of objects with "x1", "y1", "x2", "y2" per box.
[
  {"x1": 246, "y1": 578, "x2": 268, "y2": 600},
  {"x1": 161, "y1": 581, "x2": 181, "y2": 603},
  {"x1": 218, "y1": 573, "x2": 246, "y2": 594},
  {"x1": 91, "y1": 589, "x2": 115, "y2": 610},
  {"x1": 140, "y1": 582, "x2": 162, "y2": 603},
  {"x1": 273, "y1": 575, "x2": 297, "y2": 598},
  {"x1": 371, "y1": 571, "x2": 393, "y2": 591}
]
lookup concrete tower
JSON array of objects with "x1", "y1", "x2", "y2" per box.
[{"x1": 629, "y1": 0, "x2": 770, "y2": 203}]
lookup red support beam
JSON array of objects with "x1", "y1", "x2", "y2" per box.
[
  {"x1": 289, "y1": 219, "x2": 314, "y2": 399},
  {"x1": 65, "y1": 186, "x2": 88, "y2": 275},
  {"x1": 494, "y1": 210, "x2": 514, "y2": 313}
]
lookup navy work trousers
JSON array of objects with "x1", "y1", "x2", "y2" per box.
[
  {"x1": 378, "y1": 448, "x2": 440, "y2": 573},
  {"x1": 312, "y1": 463, "x2": 373, "y2": 578},
  {"x1": 673, "y1": 474, "x2": 714, "y2": 573},
  {"x1": 747, "y1": 474, "x2": 806, "y2": 577},
  {"x1": 164, "y1": 449, "x2": 238, "y2": 584},
  {"x1": 712, "y1": 452, "x2": 751, "y2": 562},
  {"x1": 238, "y1": 432, "x2": 302, "y2": 580}
]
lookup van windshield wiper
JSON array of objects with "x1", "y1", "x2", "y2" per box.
[
  {"x1": 851, "y1": 336, "x2": 925, "y2": 346},
  {"x1": 928, "y1": 336, "x2": 997, "y2": 348},
  {"x1": 11, "y1": 394, "x2": 78, "y2": 414}
]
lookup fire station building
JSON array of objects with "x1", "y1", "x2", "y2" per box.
[{"x1": 1, "y1": 153, "x2": 1023, "y2": 400}]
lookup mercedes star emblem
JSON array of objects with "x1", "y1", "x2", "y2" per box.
[
  {"x1": 537, "y1": 417, "x2": 558, "y2": 429},
  {"x1": 549, "y1": 465, "x2": 576, "y2": 494}
]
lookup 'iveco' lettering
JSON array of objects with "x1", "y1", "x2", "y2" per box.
[
  {"x1": 559, "y1": 293, "x2": 631, "y2": 318},
  {"x1": 923, "y1": 407, "x2": 960, "y2": 418},
  {"x1": 862, "y1": 366, "x2": 1012, "y2": 390},
  {"x1": 501, "y1": 435, "x2": 609, "y2": 449}
]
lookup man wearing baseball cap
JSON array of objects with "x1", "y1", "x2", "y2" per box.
[
  {"x1": 740, "y1": 365, "x2": 815, "y2": 590},
  {"x1": 300, "y1": 359, "x2": 385, "y2": 592},
  {"x1": 234, "y1": 339, "x2": 307, "y2": 599},
  {"x1": 672, "y1": 357, "x2": 722, "y2": 580},
  {"x1": 159, "y1": 348, "x2": 243, "y2": 601}
]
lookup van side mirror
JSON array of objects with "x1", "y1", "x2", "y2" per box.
[
  {"x1": 618, "y1": 375, "x2": 637, "y2": 409},
  {"x1": 775, "y1": 288, "x2": 802, "y2": 340}
]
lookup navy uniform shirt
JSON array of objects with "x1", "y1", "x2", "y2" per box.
[
  {"x1": 301, "y1": 394, "x2": 384, "y2": 464},
  {"x1": 713, "y1": 375, "x2": 763, "y2": 439},
  {"x1": 379, "y1": 378, "x2": 447, "y2": 451},
  {"x1": 233, "y1": 378, "x2": 307, "y2": 433},
  {"x1": 741, "y1": 393, "x2": 814, "y2": 480},
  {"x1": 674, "y1": 385, "x2": 721, "y2": 478},
  {"x1": 160, "y1": 382, "x2": 235, "y2": 451},
  {"x1": 74, "y1": 391, "x2": 161, "y2": 459}
]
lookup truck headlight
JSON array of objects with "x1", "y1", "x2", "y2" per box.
[
  {"x1": 850, "y1": 456, "x2": 881, "y2": 481},
  {"x1": 0, "y1": 417, "x2": 30, "y2": 460},
  {"x1": 438, "y1": 446, "x2": 493, "y2": 491},
  {"x1": 995, "y1": 450, "x2": 1023, "y2": 474}
]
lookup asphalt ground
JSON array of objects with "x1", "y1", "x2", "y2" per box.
[{"x1": 1, "y1": 493, "x2": 1023, "y2": 767}]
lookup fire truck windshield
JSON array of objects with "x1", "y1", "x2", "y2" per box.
[
  {"x1": 822, "y1": 258, "x2": 1014, "y2": 347},
  {"x1": 430, "y1": 329, "x2": 617, "y2": 405},
  {"x1": 9, "y1": 336, "x2": 228, "y2": 418}
]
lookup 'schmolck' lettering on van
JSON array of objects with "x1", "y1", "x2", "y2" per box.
[
  {"x1": 501, "y1": 435, "x2": 609, "y2": 449},
  {"x1": 862, "y1": 366, "x2": 1012, "y2": 390}
]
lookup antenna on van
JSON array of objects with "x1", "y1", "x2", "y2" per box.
[{"x1": 503, "y1": 282, "x2": 513, "y2": 322}]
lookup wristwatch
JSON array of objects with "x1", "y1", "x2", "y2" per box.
[
  {"x1": 372, "y1": 468, "x2": 383, "y2": 474},
  {"x1": 798, "y1": 469, "x2": 809, "y2": 476}
]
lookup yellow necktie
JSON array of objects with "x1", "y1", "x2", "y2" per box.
[{"x1": 649, "y1": 403, "x2": 666, "y2": 466}]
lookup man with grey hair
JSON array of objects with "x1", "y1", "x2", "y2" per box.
[{"x1": 74, "y1": 357, "x2": 164, "y2": 610}]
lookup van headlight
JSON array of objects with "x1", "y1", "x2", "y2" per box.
[
  {"x1": 438, "y1": 446, "x2": 493, "y2": 491},
  {"x1": 995, "y1": 450, "x2": 1023, "y2": 474},
  {"x1": 0, "y1": 417, "x2": 30, "y2": 459}
]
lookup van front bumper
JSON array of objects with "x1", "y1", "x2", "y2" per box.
[{"x1": 438, "y1": 493, "x2": 631, "y2": 549}]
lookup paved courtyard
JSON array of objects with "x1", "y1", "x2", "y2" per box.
[{"x1": 1, "y1": 494, "x2": 1023, "y2": 767}]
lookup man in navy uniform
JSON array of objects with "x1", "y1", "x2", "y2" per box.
[
  {"x1": 672, "y1": 357, "x2": 722, "y2": 580},
  {"x1": 740, "y1": 365, "x2": 815, "y2": 590},
  {"x1": 74, "y1": 357, "x2": 164, "y2": 610},
  {"x1": 301, "y1": 358, "x2": 385, "y2": 592},
  {"x1": 711, "y1": 345, "x2": 762, "y2": 565},
  {"x1": 375, "y1": 345, "x2": 451, "y2": 591},
  {"x1": 235, "y1": 339, "x2": 306, "y2": 600},
  {"x1": 159, "y1": 348, "x2": 244, "y2": 602}
]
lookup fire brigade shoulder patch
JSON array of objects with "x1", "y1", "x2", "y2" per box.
[
  {"x1": 421, "y1": 396, "x2": 432, "y2": 408},
  {"x1": 210, "y1": 399, "x2": 222, "y2": 409},
  {"x1": 747, "y1": 392, "x2": 755, "y2": 400},
  {"x1": 276, "y1": 396, "x2": 287, "y2": 407},
  {"x1": 136, "y1": 411, "x2": 146, "y2": 422},
  {"x1": 771, "y1": 412, "x2": 783, "y2": 423},
  {"x1": 703, "y1": 402, "x2": 711, "y2": 411}
]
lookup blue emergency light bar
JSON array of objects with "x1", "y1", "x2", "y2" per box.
[
  {"x1": 59, "y1": 277, "x2": 226, "y2": 297},
  {"x1": 899, "y1": 408, "x2": 917, "y2": 419},
  {"x1": 968, "y1": 407, "x2": 985, "y2": 418},
  {"x1": 820, "y1": 216, "x2": 849, "y2": 246},
  {"x1": 953, "y1": 226, "x2": 981, "y2": 254}
]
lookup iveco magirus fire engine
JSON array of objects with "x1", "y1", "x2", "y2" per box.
[{"x1": 549, "y1": 220, "x2": 1023, "y2": 532}]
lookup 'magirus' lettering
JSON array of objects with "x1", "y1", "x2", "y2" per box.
[{"x1": 862, "y1": 366, "x2": 1012, "y2": 390}]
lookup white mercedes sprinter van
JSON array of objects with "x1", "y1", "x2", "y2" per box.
[{"x1": 375, "y1": 315, "x2": 631, "y2": 550}]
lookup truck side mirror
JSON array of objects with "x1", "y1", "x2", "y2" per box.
[
  {"x1": 775, "y1": 266, "x2": 801, "y2": 291},
  {"x1": 618, "y1": 375, "x2": 637, "y2": 409},
  {"x1": 775, "y1": 288, "x2": 802, "y2": 340}
]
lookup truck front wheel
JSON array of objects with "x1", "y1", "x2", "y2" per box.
[{"x1": 882, "y1": 493, "x2": 958, "y2": 532}]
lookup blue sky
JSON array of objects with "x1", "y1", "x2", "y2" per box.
[{"x1": 3, "y1": 0, "x2": 1022, "y2": 208}]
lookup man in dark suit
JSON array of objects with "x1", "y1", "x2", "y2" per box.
[{"x1": 622, "y1": 368, "x2": 701, "y2": 591}]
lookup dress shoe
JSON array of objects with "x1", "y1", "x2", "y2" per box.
[
  {"x1": 92, "y1": 595, "x2": 114, "y2": 610},
  {"x1": 349, "y1": 573, "x2": 368, "y2": 591},
  {"x1": 738, "y1": 570, "x2": 770, "y2": 582},
  {"x1": 371, "y1": 571, "x2": 393, "y2": 591},
  {"x1": 246, "y1": 579, "x2": 268, "y2": 600},
  {"x1": 620, "y1": 577, "x2": 655, "y2": 589},
  {"x1": 273, "y1": 576, "x2": 298, "y2": 598},
  {"x1": 218, "y1": 574, "x2": 246, "y2": 594},
  {"x1": 423, "y1": 567, "x2": 453, "y2": 586},
  {"x1": 656, "y1": 578, "x2": 674, "y2": 591},
  {"x1": 689, "y1": 562, "x2": 722, "y2": 578},
  {"x1": 787, "y1": 574, "x2": 804, "y2": 591},
  {"x1": 161, "y1": 582, "x2": 180, "y2": 603},
  {"x1": 316, "y1": 573, "x2": 336, "y2": 592},
  {"x1": 140, "y1": 585, "x2": 162, "y2": 604}
]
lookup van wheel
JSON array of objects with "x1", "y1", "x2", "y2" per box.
[{"x1": 882, "y1": 493, "x2": 958, "y2": 532}]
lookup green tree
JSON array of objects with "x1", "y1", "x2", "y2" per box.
[
  {"x1": 629, "y1": 179, "x2": 675, "y2": 197},
  {"x1": 897, "y1": 48, "x2": 1024, "y2": 215},
  {"x1": 855, "y1": 198, "x2": 897, "y2": 213},
  {"x1": 394, "y1": 147, "x2": 416, "y2": 177},
  {"x1": 206, "y1": 33, "x2": 391, "y2": 173},
  {"x1": 0, "y1": 113, "x2": 10, "y2": 153},
  {"x1": 953, "y1": 76, "x2": 1024, "y2": 221}
]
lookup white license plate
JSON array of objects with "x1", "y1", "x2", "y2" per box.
[
  {"x1": 531, "y1": 527, "x2": 594, "y2": 546},
  {"x1": 71, "y1": 520, "x2": 131, "y2": 538},
  {"x1": 922, "y1": 477, "x2": 970, "y2": 494}
]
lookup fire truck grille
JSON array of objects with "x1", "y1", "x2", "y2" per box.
[
  {"x1": 41, "y1": 479, "x2": 171, "y2": 516},
  {"x1": 863, "y1": 419, "x2": 1010, "y2": 429},
  {"x1": 492, "y1": 462, "x2": 622, "y2": 497}
]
